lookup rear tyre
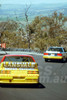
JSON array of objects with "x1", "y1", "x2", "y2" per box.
[
  {"x1": 61, "y1": 58, "x2": 66, "y2": 63},
  {"x1": 45, "y1": 59, "x2": 48, "y2": 62}
]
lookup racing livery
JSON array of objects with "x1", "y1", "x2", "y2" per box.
[
  {"x1": 0, "y1": 54, "x2": 39, "y2": 84},
  {"x1": 43, "y1": 47, "x2": 67, "y2": 62}
]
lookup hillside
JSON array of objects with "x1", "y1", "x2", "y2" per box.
[{"x1": 0, "y1": 3, "x2": 67, "y2": 21}]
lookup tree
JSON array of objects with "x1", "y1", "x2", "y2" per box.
[
  {"x1": 28, "y1": 12, "x2": 67, "y2": 51},
  {"x1": 24, "y1": 4, "x2": 33, "y2": 49}
]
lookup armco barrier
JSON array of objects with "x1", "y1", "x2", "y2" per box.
[{"x1": 0, "y1": 51, "x2": 43, "y2": 56}]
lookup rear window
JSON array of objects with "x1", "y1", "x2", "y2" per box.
[
  {"x1": 48, "y1": 48, "x2": 63, "y2": 52},
  {"x1": 4, "y1": 56, "x2": 34, "y2": 62}
]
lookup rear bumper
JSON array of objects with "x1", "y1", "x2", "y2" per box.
[
  {"x1": 0, "y1": 75, "x2": 39, "y2": 84},
  {"x1": 43, "y1": 55, "x2": 63, "y2": 59}
]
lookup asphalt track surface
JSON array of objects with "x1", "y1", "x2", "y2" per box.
[{"x1": 0, "y1": 55, "x2": 67, "y2": 100}]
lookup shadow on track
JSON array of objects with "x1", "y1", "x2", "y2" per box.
[
  {"x1": 0, "y1": 83, "x2": 45, "y2": 89},
  {"x1": 45, "y1": 59, "x2": 67, "y2": 63}
]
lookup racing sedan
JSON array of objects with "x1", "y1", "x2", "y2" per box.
[
  {"x1": 0, "y1": 54, "x2": 39, "y2": 84},
  {"x1": 43, "y1": 47, "x2": 67, "y2": 62}
]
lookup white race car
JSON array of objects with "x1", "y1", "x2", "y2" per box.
[{"x1": 43, "y1": 47, "x2": 67, "y2": 62}]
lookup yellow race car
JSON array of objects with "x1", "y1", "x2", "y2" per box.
[{"x1": 0, "y1": 54, "x2": 39, "y2": 84}]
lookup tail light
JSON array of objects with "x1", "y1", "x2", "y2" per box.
[
  {"x1": 0, "y1": 70, "x2": 11, "y2": 74},
  {"x1": 44, "y1": 53, "x2": 48, "y2": 55},
  {"x1": 27, "y1": 71, "x2": 39, "y2": 74},
  {"x1": 57, "y1": 53, "x2": 62, "y2": 56}
]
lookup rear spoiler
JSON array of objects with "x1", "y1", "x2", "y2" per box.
[{"x1": 0, "y1": 62, "x2": 38, "y2": 68}]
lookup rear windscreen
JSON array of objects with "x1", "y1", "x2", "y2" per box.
[
  {"x1": 48, "y1": 48, "x2": 63, "y2": 52},
  {"x1": 4, "y1": 56, "x2": 34, "y2": 62}
]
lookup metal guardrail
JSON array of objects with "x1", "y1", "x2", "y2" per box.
[{"x1": 0, "y1": 51, "x2": 43, "y2": 56}]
